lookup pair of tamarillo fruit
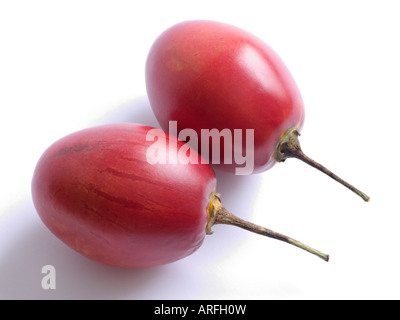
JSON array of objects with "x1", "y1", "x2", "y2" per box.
[{"x1": 31, "y1": 20, "x2": 369, "y2": 268}]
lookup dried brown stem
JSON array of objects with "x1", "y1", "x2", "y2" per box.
[
  {"x1": 274, "y1": 128, "x2": 370, "y2": 202},
  {"x1": 206, "y1": 192, "x2": 329, "y2": 262}
]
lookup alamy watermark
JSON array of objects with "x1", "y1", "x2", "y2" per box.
[
  {"x1": 146, "y1": 121, "x2": 255, "y2": 175},
  {"x1": 41, "y1": 264, "x2": 56, "y2": 289}
]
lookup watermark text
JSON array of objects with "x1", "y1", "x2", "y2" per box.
[{"x1": 146, "y1": 121, "x2": 254, "y2": 175}]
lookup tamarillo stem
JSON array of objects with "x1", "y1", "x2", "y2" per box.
[
  {"x1": 206, "y1": 192, "x2": 329, "y2": 262},
  {"x1": 274, "y1": 128, "x2": 370, "y2": 202}
]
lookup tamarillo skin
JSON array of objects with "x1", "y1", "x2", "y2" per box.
[
  {"x1": 32, "y1": 123, "x2": 216, "y2": 268},
  {"x1": 146, "y1": 20, "x2": 305, "y2": 173}
]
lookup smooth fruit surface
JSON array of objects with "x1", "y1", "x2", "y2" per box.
[
  {"x1": 31, "y1": 123, "x2": 216, "y2": 268},
  {"x1": 146, "y1": 20, "x2": 305, "y2": 173}
]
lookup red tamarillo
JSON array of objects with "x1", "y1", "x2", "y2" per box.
[
  {"x1": 145, "y1": 20, "x2": 369, "y2": 202},
  {"x1": 31, "y1": 123, "x2": 328, "y2": 268}
]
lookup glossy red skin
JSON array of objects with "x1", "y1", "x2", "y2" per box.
[
  {"x1": 146, "y1": 20, "x2": 305, "y2": 173},
  {"x1": 31, "y1": 123, "x2": 216, "y2": 268}
]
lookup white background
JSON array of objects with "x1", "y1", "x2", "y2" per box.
[{"x1": 1, "y1": 0, "x2": 399, "y2": 300}]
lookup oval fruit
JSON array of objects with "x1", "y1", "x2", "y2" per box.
[
  {"x1": 32, "y1": 123, "x2": 329, "y2": 267},
  {"x1": 31, "y1": 123, "x2": 216, "y2": 268},
  {"x1": 145, "y1": 20, "x2": 369, "y2": 201},
  {"x1": 145, "y1": 19, "x2": 304, "y2": 173}
]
